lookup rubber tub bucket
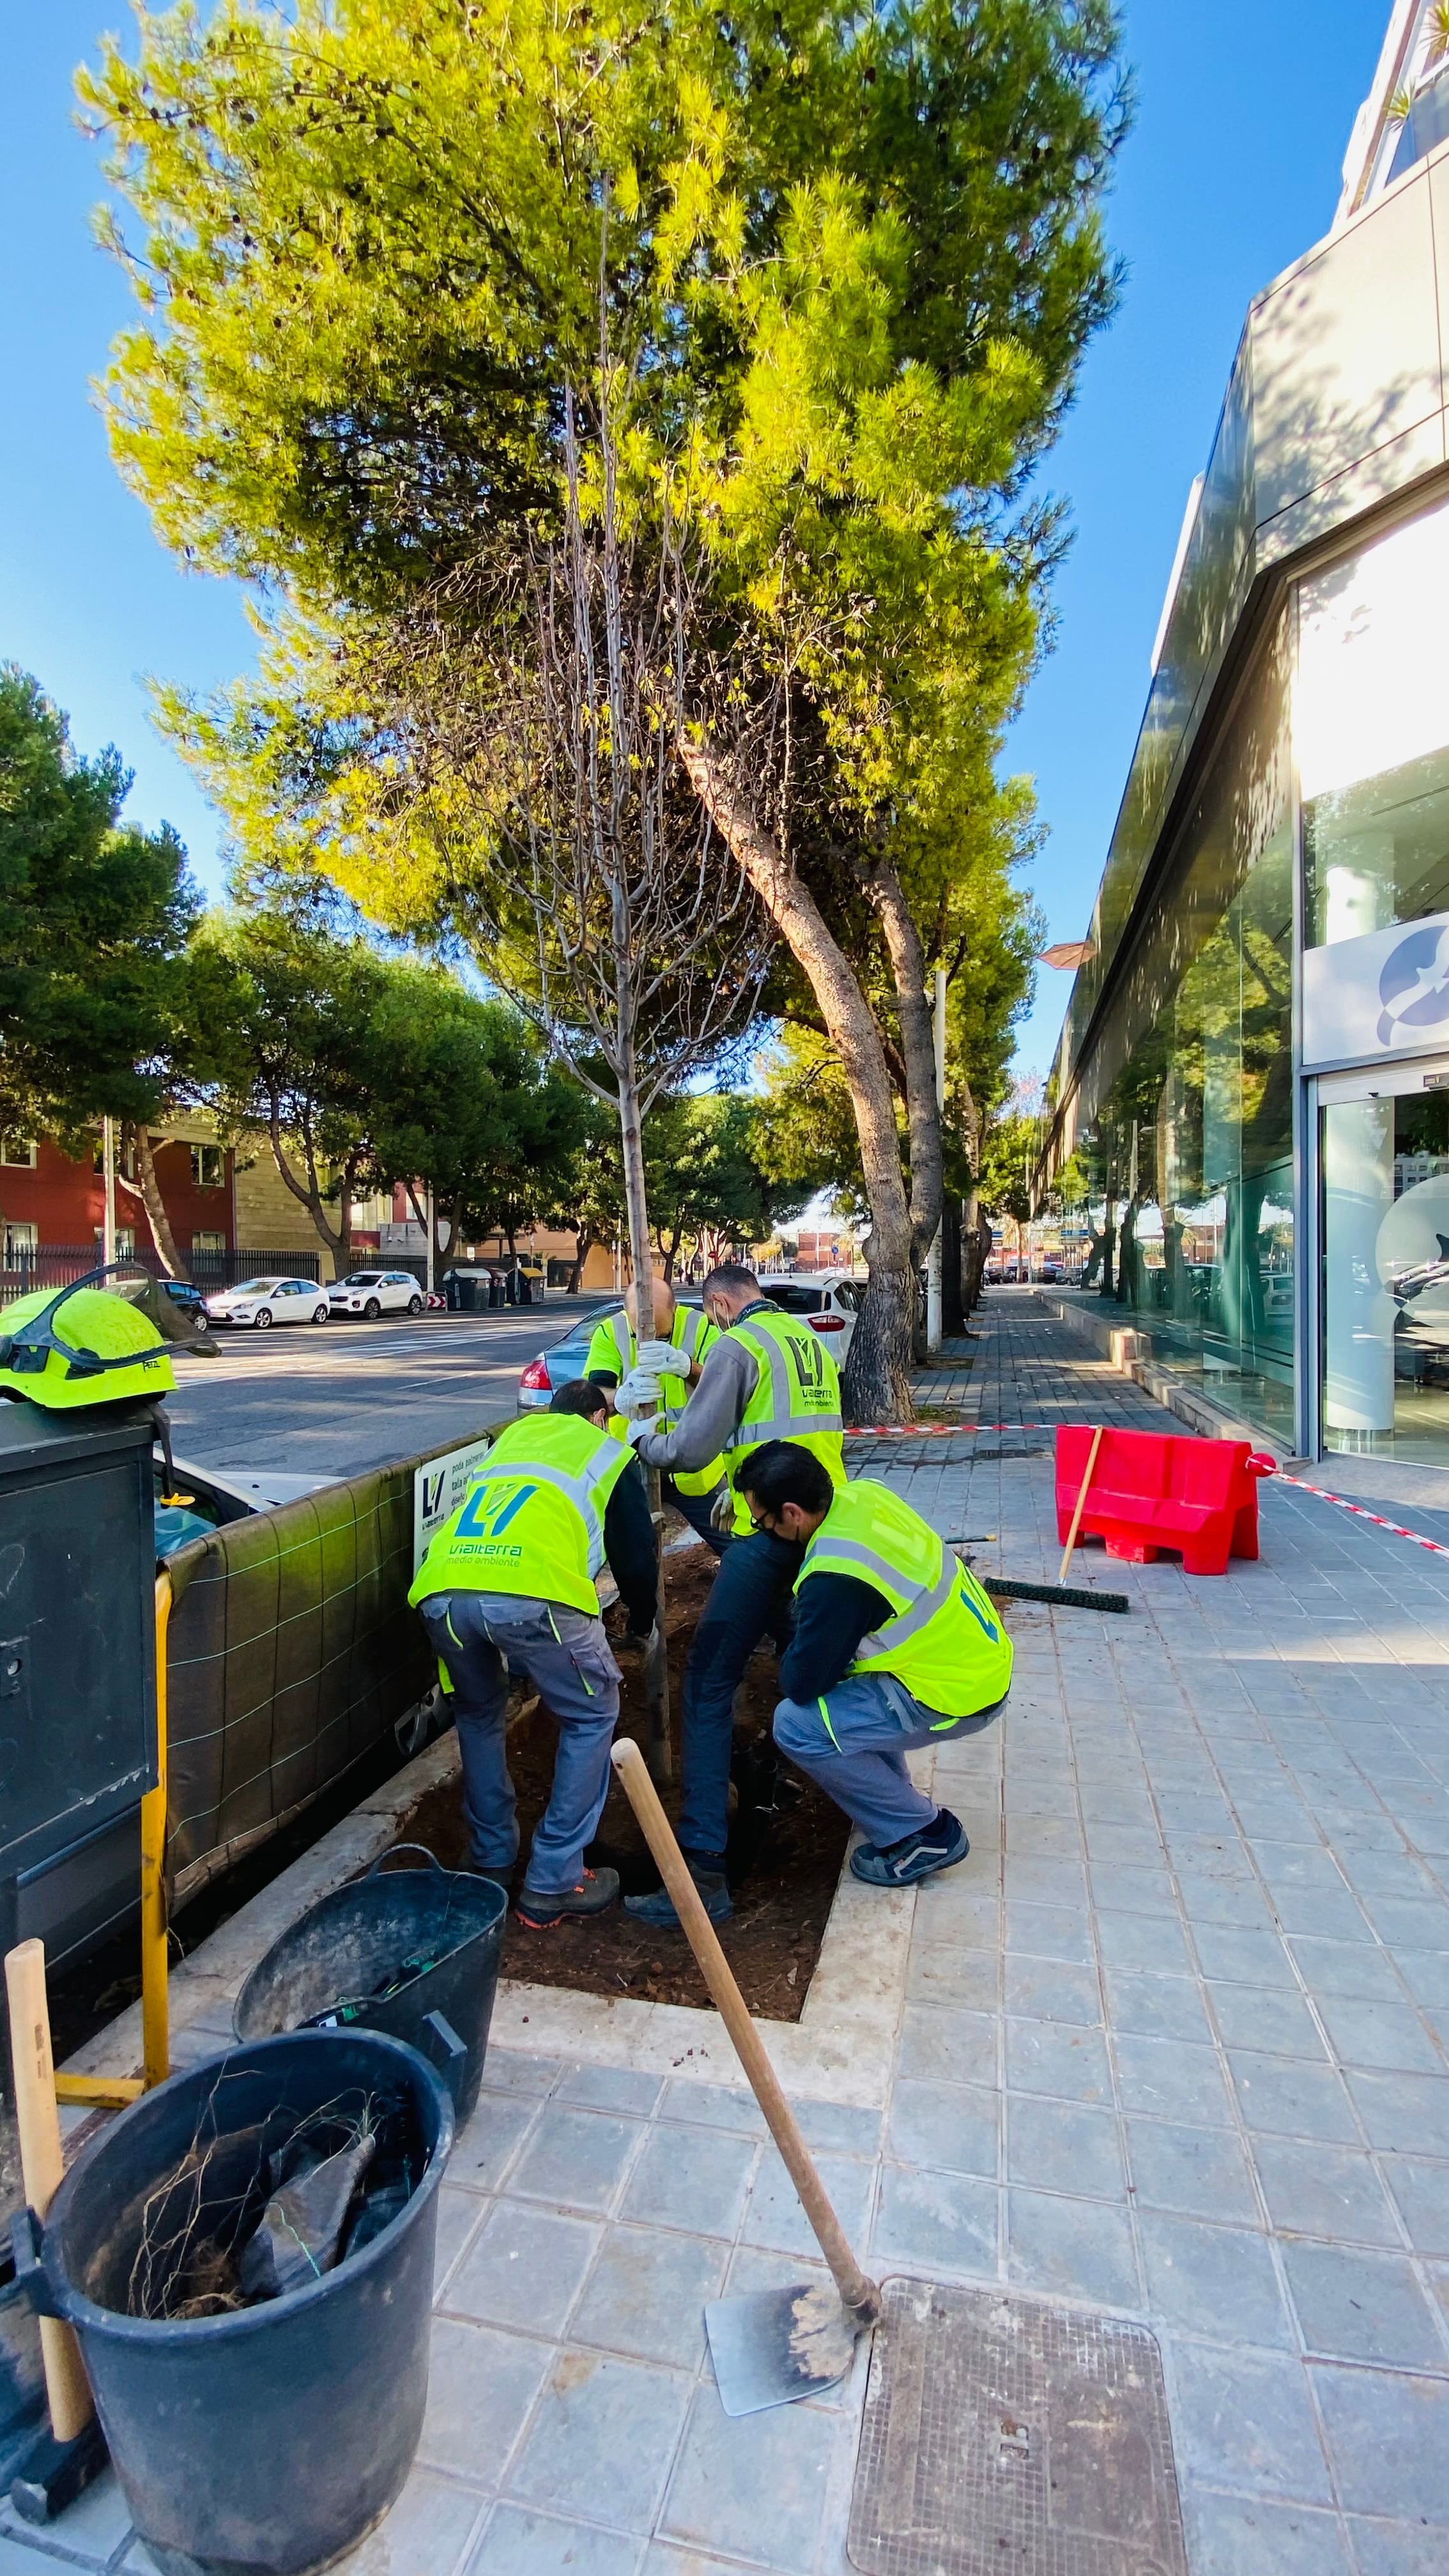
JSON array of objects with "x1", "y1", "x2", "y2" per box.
[
  {"x1": 31, "y1": 2030, "x2": 452, "y2": 2576},
  {"x1": 232, "y1": 1846, "x2": 505, "y2": 2125}
]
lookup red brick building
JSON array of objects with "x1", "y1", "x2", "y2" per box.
[{"x1": 0, "y1": 1126, "x2": 235, "y2": 1269}]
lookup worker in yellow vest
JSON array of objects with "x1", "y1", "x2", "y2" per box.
[
  {"x1": 408, "y1": 1381, "x2": 659, "y2": 1928},
  {"x1": 584, "y1": 1276, "x2": 729, "y2": 1551},
  {"x1": 624, "y1": 1262, "x2": 845, "y2": 1926},
  {"x1": 735, "y1": 1441, "x2": 1012, "y2": 1886}
]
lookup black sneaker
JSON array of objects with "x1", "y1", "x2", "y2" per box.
[
  {"x1": 624, "y1": 1864, "x2": 733, "y2": 1928},
  {"x1": 516, "y1": 1866, "x2": 620, "y2": 1928},
  {"x1": 850, "y1": 1809, "x2": 969, "y2": 1887}
]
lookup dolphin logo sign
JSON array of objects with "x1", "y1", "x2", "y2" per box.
[{"x1": 1378, "y1": 923, "x2": 1449, "y2": 1046}]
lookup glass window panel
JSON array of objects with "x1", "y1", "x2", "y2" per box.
[
  {"x1": 1300, "y1": 498, "x2": 1449, "y2": 944},
  {"x1": 1321, "y1": 1084, "x2": 1449, "y2": 1464}
]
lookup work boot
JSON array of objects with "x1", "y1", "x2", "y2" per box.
[
  {"x1": 850, "y1": 1808, "x2": 969, "y2": 1888},
  {"x1": 516, "y1": 1866, "x2": 620, "y2": 1928},
  {"x1": 624, "y1": 1860, "x2": 733, "y2": 1928}
]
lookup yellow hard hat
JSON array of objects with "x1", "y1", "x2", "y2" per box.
[{"x1": 0, "y1": 1273, "x2": 176, "y2": 1410}]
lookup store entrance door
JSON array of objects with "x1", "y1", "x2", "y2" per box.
[{"x1": 1319, "y1": 1055, "x2": 1449, "y2": 1461}]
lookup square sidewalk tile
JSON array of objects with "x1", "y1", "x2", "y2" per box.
[
  {"x1": 659, "y1": 2383, "x2": 839, "y2": 2570},
  {"x1": 871, "y1": 2163, "x2": 997, "y2": 2278},
  {"x1": 1103, "y1": 1968, "x2": 1213, "y2": 2044},
  {"x1": 1207, "y1": 1984, "x2": 1328, "y2": 2059},
  {"x1": 1285, "y1": 1937, "x2": 1407, "y2": 2004},
  {"x1": 555, "y1": 2064, "x2": 665, "y2": 2117},
  {"x1": 1227, "y1": 2053, "x2": 1361, "y2": 2143},
  {"x1": 739, "y1": 2145, "x2": 876, "y2": 2262},
  {"x1": 1249, "y1": 2138, "x2": 1400, "y2": 2246},
  {"x1": 569, "y1": 2224, "x2": 727, "y2": 2371},
  {"x1": 1126, "y1": 2118, "x2": 1261, "y2": 2225},
  {"x1": 1309, "y1": 2361, "x2": 1449, "y2": 2520},
  {"x1": 418, "y1": 2320, "x2": 553, "y2": 2480},
  {"x1": 334, "y1": 2466, "x2": 487, "y2": 2576},
  {"x1": 1137, "y1": 2210, "x2": 1292, "y2": 2348},
  {"x1": 1094, "y1": 1910, "x2": 1193, "y2": 1974},
  {"x1": 1004, "y1": 2187, "x2": 1141, "y2": 2309},
  {"x1": 1282, "y1": 2241, "x2": 1448, "y2": 2368},
  {"x1": 1346, "y1": 2067, "x2": 1449, "y2": 2158},
  {"x1": 907, "y1": 1944, "x2": 1002, "y2": 2011},
  {"x1": 449, "y1": 2094, "x2": 541, "y2": 2195},
  {"x1": 468, "y1": 2506, "x2": 642, "y2": 2574},
  {"x1": 1114, "y1": 2035, "x2": 1234, "y2": 2129},
  {"x1": 1002, "y1": 1901, "x2": 1094, "y2": 1965},
  {"x1": 659, "y1": 2082, "x2": 765, "y2": 2135},
  {"x1": 885, "y1": 2076, "x2": 999, "y2": 2181},
  {"x1": 446, "y1": 2204, "x2": 601, "y2": 2336},
  {"x1": 1167, "y1": 2344, "x2": 1331, "y2": 2503},
  {"x1": 505, "y1": 2107, "x2": 645, "y2": 2216},
  {"x1": 1181, "y1": 2491, "x2": 1354, "y2": 2575},
  {"x1": 1382, "y1": 2154, "x2": 1449, "y2": 2253},
  {"x1": 507, "y1": 2352, "x2": 692, "y2": 2535},
  {"x1": 1002, "y1": 1955, "x2": 1101, "y2": 2027},
  {"x1": 1315, "y1": 1995, "x2": 1445, "y2": 2075},
  {"x1": 619, "y1": 2125, "x2": 758, "y2": 2241},
  {"x1": 1003, "y1": 2016, "x2": 1112, "y2": 2104},
  {"x1": 1005, "y1": 2097, "x2": 1124, "y2": 2202},
  {"x1": 1192, "y1": 1925, "x2": 1298, "y2": 1989},
  {"x1": 898, "y1": 2003, "x2": 999, "y2": 2089}
]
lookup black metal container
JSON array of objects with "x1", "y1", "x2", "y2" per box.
[
  {"x1": 27, "y1": 2030, "x2": 452, "y2": 2576},
  {"x1": 232, "y1": 1848, "x2": 506, "y2": 2124}
]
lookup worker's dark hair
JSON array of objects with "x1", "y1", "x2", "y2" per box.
[
  {"x1": 735, "y1": 1439, "x2": 834, "y2": 1516},
  {"x1": 701, "y1": 1261, "x2": 759, "y2": 1300},
  {"x1": 549, "y1": 1378, "x2": 610, "y2": 1422}
]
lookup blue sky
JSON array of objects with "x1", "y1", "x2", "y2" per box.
[
  {"x1": 3, "y1": 2, "x2": 1389, "y2": 1043},
  {"x1": 1004, "y1": 0, "x2": 1388, "y2": 1084}
]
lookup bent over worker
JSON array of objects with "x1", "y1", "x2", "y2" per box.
[
  {"x1": 736, "y1": 1442, "x2": 1012, "y2": 1887},
  {"x1": 585, "y1": 1276, "x2": 728, "y2": 1553},
  {"x1": 407, "y1": 1381, "x2": 659, "y2": 1928},
  {"x1": 625, "y1": 1262, "x2": 845, "y2": 1926}
]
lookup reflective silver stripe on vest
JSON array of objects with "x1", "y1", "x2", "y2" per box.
[
  {"x1": 678, "y1": 1307, "x2": 708, "y2": 1361},
  {"x1": 730, "y1": 1319, "x2": 842, "y2": 1443},
  {"x1": 802, "y1": 1533, "x2": 956, "y2": 1657},
  {"x1": 606, "y1": 1310, "x2": 632, "y2": 1372},
  {"x1": 463, "y1": 1443, "x2": 623, "y2": 1576}
]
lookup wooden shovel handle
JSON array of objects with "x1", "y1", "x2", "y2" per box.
[
  {"x1": 610, "y1": 1739, "x2": 880, "y2": 2325},
  {"x1": 1057, "y1": 1423, "x2": 1104, "y2": 1588},
  {"x1": 5, "y1": 1940, "x2": 93, "y2": 2442}
]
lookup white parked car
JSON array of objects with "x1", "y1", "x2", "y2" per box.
[
  {"x1": 328, "y1": 1269, "x2": 426, "y2": 1320},
  {"x1": 760, "y1": 1272, "x2": 861, "y2": 1364},
  {"x1": 204, "y1": 1276, "x2": 331, "y2": 1329}
]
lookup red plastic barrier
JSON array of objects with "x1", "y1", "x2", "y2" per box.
[{"x1": 1055, "y1": 1425, "x2": 1276, "y2": 1577}]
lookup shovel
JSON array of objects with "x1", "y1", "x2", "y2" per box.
[{"x1": 610, "y1": 1739, "x2": 880, "y2": 2416}]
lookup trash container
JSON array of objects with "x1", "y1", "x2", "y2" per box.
[
  {"x1": 487, "y1": 1269, "x2": 504, "y2": 1310},
  {"x1": 232, "y1": 1847, "x2": 506, "y2": 2122},
  {"x1": 19, "y1": 2030, "x2": 452, "y2": 2576}
]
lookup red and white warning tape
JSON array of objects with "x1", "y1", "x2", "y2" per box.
[
  {"x1": 844, "y1": 1420, "x2": 1024, "y2": 1438},
  {"x1": 1275, "y1": 1475, "x2": 1449, "y2": 1561}
]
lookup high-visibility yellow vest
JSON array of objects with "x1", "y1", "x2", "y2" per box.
[
  {"x1": 724, "y1": 1307, "x2": 845, "y2": 1536},
  {"x1": 585, "y1": 1303, "x2": 724, "y2": 1497},
  {"x1": 408, "y1": 1414, "x2": 633, "y2": 1618},
  {"x1": 795, "y1": 1478, "x2": 1013, "y2": 1719}
]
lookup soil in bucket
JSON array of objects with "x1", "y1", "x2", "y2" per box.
[{"x1": 397, "y1": 1542, "x2": 852, "y2": 2020}]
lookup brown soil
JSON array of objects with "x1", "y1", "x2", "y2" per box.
[{"x1": 394, "y1": 1544, "x2": 851, "y2": 2021}]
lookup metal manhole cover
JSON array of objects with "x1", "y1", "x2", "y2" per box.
[{"x1": 848, "y1": 2280, "x2": 1188, "y2": 2576}]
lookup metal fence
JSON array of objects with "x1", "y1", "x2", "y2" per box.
[{"x1": 0, "y1": 1246, "x2": 323, "y2": 1305}]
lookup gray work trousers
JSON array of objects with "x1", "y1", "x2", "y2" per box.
[{"x1": 417, "y1": 1591, "x2": 620, "y2": 1895}]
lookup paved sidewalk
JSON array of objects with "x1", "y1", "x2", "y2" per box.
[{"x1": 6, "y1": 1292, "x2": 1449, "y2": 2575}]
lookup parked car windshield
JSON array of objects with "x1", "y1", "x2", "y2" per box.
[
  {"x1": 230, "y1": 1278, "x2": 280, "y2": 1296},
  {"x1": 341, "y1": 1273, "x2": 383, "y2": 1286}
]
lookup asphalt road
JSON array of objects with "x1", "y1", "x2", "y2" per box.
[{"x1": 164, "y1": 1294, "x2": 616, "y2": 1479}]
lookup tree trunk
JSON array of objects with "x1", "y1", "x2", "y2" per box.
[
  {"x1": 265, "y1": 1096, "x2": 346, "y2": 1271},
  {"x1": 680, "y1": 736, "x2": 914, "y2": 1421},
  {"x1": 125, "y1": 1124, "x2": 190, "y2": 1278},
  {"x1": 871, "y1": 868, "x2": 943, "y2": 1271},
  {"x1": 567, "y1": 1227, "x2": 592, "y2": 1294},
  {"x1": 941, "y1": 1190, "x2": 964, "y2": 1335},
  {"x1": 616, "y1": 1048, "x2": 670, "y2": 1783}
]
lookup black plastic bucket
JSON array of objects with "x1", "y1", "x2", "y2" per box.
[
  {"x1": 233, "y1": 1847, "x2": 505, "y2": 2125},
  {"x1": 30, "y1": 2030, "x2": 452, "y2": 2576}
]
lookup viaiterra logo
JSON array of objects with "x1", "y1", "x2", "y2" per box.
[{"x1": 1378, "y1": 923, "x2": 1449, "y2": 1047}]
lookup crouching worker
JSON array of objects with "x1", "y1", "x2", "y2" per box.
[
  {"x1": 735, "y1": 1443, "x2": 1012, "y2": 1887},
  {"x1": 408, "y1": 1381, "x2": 661, "y2": 1928}
]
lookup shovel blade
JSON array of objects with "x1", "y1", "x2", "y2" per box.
[{"x1": 705, "y1": 2282, "x2": 860, "y2": 2418}]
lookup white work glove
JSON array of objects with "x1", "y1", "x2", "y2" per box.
[
  {"x1": 622, "y1": 1412, "x2": 657, "y2": 1447},
  {"x1": 614, "y1": 1366, "x2": 664, "y2": 1420},
  {"x1": 710, "y1": 1484, "x2": 736, "y2": 1531},
  {"x1": 633, "y1": 1338, "x2": 678, "y2": 1377}
]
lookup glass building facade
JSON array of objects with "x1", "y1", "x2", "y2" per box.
[{"x1": 1042, "y1": 108, "x2": 1449, "y2": 1469}]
